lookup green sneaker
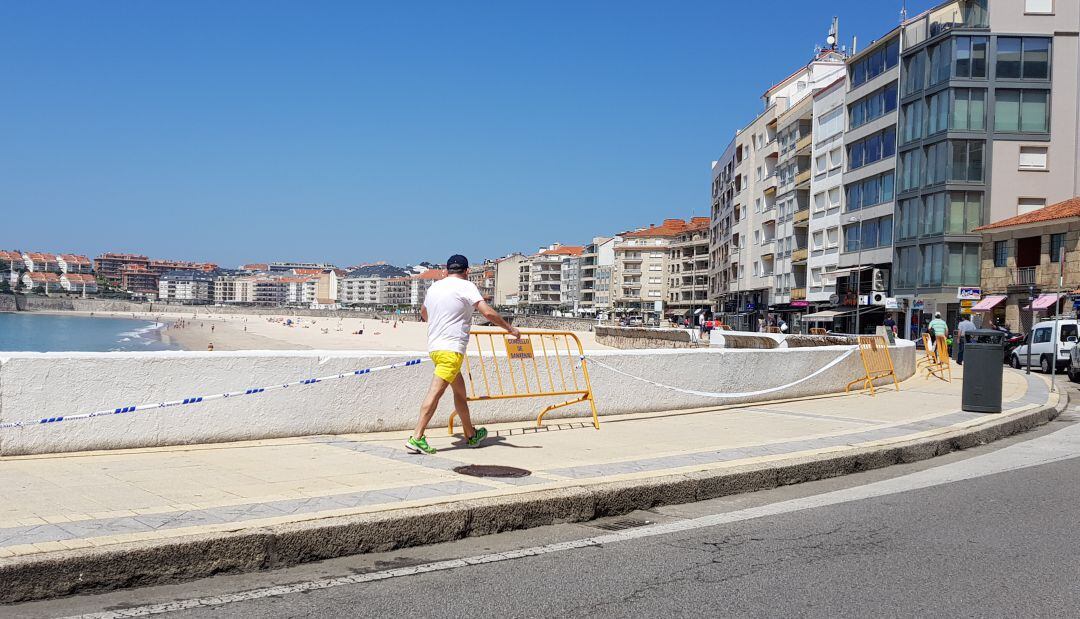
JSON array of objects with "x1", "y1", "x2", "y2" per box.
[
  {"x1": 406, "y1": 435, "x2": 436, "y2": 455},
  {"x1": 466, "y1": 427, "x2": 488, "y2": 448}
]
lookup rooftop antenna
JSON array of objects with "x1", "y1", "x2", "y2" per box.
[
  {"x1": 900, "y1": 0, "x2": 908, "y2": 23},
  {"x1": 827, "y1": 16, "x2": 839, "y2": 50}
]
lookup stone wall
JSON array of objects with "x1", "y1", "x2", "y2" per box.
[
  {"x1": 595, "y1": 326, "x2": 699, "y2": 349},
  {"x1": 0, "y1": 294, "x2": 15, "y2": 312},
  {"x1": 0, "y1": 342, "x2": 916, "y2": 455}
]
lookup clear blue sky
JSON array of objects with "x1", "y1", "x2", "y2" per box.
[{"x1": 1, "y1": 1, "x2": 935, "y2": 267}]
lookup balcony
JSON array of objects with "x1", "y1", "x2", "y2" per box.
[
  {"x1": 795, "y1": 168, "x2": 811, "y2": 188},
  {"x1": 796, "y1": 134, "x2": 812, "y2": 155},
  {"x1": 764, "y1": 140, "x2": 778, "y2": 158},
  {"x1": 791, "y1": 287, "x2": 806, "y2": 300},
  {"x1": 793, "y1": 208, "x2": 810, "y2": 226},
  {"x1": 762, "y1": 175, "x2": 778, "y2": 195},
  {"x1": 791, "y1": 248, "x2": 808, "y2": 263},
  {"x1": 1015, "y1": 266, "x2": 1037, "y2": 287}
]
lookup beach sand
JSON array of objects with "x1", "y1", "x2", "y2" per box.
[{"x1": 57, "y1": 310, "x2": 611, "y2": 352}]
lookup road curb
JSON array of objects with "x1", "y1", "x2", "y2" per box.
[{"x1": 0, "y1": 393, "x2": 1067, "y2": 604}]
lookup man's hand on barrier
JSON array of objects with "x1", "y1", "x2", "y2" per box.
[{"x1": 508, "y1": 326, "x2": 522, "y2": 339}]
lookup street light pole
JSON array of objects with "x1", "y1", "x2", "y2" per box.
[{"x1": 1027, "y1": 283, "x2": 1035, "y2": 375}]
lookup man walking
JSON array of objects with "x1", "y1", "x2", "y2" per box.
[
  {"x1": 956, "y1": 313, "x2": 976, "y2": 365},
  {"x1": 406, "y1": 255, "x2": 520, "y2": 455}
]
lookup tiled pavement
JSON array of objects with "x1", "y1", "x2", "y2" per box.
[{"x1": 0, "y1": 365, "x2": 1055, "y2": 559}]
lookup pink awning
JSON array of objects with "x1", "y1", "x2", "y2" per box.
[
  {"x1": 971, "y1": 294, "x2": 1006, "y2": 311},
  {"x1": 1023, "y1": 293, "x2": 1062, "y2": 311}
]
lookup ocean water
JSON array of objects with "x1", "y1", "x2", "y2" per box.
[{"x1": 0, "y1": 313, "x2": 178, "y2": 352}]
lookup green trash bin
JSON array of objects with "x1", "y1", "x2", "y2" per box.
[{"x1": 961, "y1": 329, "x2": 1005, "y2": 413}]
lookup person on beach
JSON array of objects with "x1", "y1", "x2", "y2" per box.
[{"x1": 406, "y1": 254, "x2": 520, "y2": 455}]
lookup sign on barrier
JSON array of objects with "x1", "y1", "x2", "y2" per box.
[
  {"x1": 845, "y1": 335, "x2": 900, "y2": 395},
  {"x1": 448, "y1": 328, "x2": 600, "y2": 434}
]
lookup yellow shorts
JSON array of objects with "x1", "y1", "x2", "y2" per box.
[{"x1": 429, "y1": 350, "x2": 464, "y2": 383}]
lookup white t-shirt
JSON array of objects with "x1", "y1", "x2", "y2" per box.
[{"x1": 424, "y1": 277, "x2": 484, "y2": 353}]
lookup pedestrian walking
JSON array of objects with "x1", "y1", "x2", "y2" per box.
[
  {"x1": 956, "y1": 314, "x2": 976, "y2": 365},
  {"x1": 406, "y1": 255, "x2": 520, "y2": 455},
  {"x1": 883, "y1": 315, "x2": 897, "y2": 334}
]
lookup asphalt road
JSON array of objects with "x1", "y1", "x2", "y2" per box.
[{"x1": 13, "y1": 380, "x2": 1080, "y2": 619}]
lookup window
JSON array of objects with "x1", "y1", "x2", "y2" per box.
[
  {"x1": 897, "y1": 197, "x2": 920, "y2": 240},
  {"x1": 846, "y1": 172, "x2": 895, "y2": 211},
  {"x1": 812, "y1": 231, "x2": 824, "y2": 250},
  {"x1": 950, "y1": 140, "x2": 985, "y2": 183},
  {"x1": 1019, "y1": 197, "x2": 1046, "y2": 214},
  {"x1": 896, "y1": 246, "x2": 919, "y2": 287},
  {"x1": 949, "y1": 191, "x2": 983, "y2": 233},
  {"x1": 899, "y1": 148, "x2": 925, "y2": 192},
  {"x1": 996, "y1": 37, "x2": 1050, "y2": 80},
  {"x1": 994, "y1": 240, "x2": 1008, "y2": 267},
  {"x1": 1019, "y1": 146, "x2": 1048, "y2": 170},
  {"x1": 921, "y1": 192, "x2": 946, "y2": 236},
  {"x1": 927, "y1": 91, "x2": 948, "y2": 135},
  {"x1": 925, "y1": 141, "x2": 948, "y2": 186},
  {"x1": 929, "y1": 38, "x2": 953, "y2": 86},
  {"x1": 815, "y1": 155, "x2": 827, "y2": 175},
  {"x1": 647, "y1": 290, "x2": 661, "y2": 298},
  {"x1": 813, "y1": 191, "x2": 827, "y2": 213},
  {"x1": 649, "y1": 252, "x2": 664, "y2": 258},
  {"x1": 845, "y1": 224, "x2": 861, "y2": 252},
  {"x1": 851, "y1": 39, "x2": 899, "y2": 88},
  {"x1": 951, "y1": 88, "x2": 986, "y2": 131},
  {"x1": 826, "y1": 227, "x2": 839, "y2": 248},
  {"x1": 848, "y1": 128, "x2": 896, "y2": 170},
  {"x1": 648, "y1": 277, "x2": 662, "y2": 284},
  {"x1": 817, "y1": 107, "x2": 844, "y2": 139},
  {"x1": 1050, "y1": 233, "x2": 1065, "y2": 262},
  {"x1": 921, "y1": 243, "x2": 945, "y2": 286},
  {"x1": 848, "y1": 82, "x2": 898, "y2": 129},
  {"x1": 901, "y1": 101, "x2": 925, "y2": 144},
  {"x1": 829, "y1": 147, "x2": 843, "y2": 169},
  {"x1": 953, "y1": 36, "x2": 989, "y2": 78},
  {"x1": 829, "y1": 187, "x2": 842, "y2": 210},
  {"x1": 1033, "y1": 327, "x2": 1051, "y2": 344},
  {"x1": 648, "y1": 264, "x2": 662, "y2": 271},
  {"x1": 995, "y1": 89, "x2": 1049, "y2": 133},
  {"x1": 1026, "y1": 0, "x2": 1053, "y2": 14},
  {"x1": 903, "y1": 52, "x2": 926, "y2": 96},
  {"x1": 945, "y1": 243, "x2": 981, "y2": 286}
]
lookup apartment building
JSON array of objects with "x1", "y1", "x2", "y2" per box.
[
  {"x1": 339, "y1": 273, "x2": 388, "y2": 307},
  {"x1": 268, "y1": 261, "x2": 337, "y2": 273},
  {"x1": 666, "y1": 219, "x2": 711, "y2": 319},
  {"x1": 520, "y1": 244, "x2": 584, "y2": 314},
  {"x1": 771, "y1": 50, "x2": 847, "y2": 327},
  {"x1": 493, "y1": 254, "x2": 527, "y2": 308},
  {"x1": 468, "y1": 261, "x2": 496, "y2": 302},
  {"x1": 59, "y1": 273, "x2": 98, "y2": 295},
  {"x1": 614, "y1": 219, "x2": 700, "y2": 321},
  {"x1": 57, "y1": 254, "x2": 93, "y2": 274},
  {"x1": 580, "y1": 236, "x2": 618, "y2": 315},
  {"x1": 891, "y1": 0, "x2": 1080, "y2": 336},
  {"x1": 120, "y1": 264, "x2": 159, "y2": 296},
  {"x1": 158, "y1": 271, "x2": 214, "y2": 304},
  {"x1": 806, "y1": 76, "x2": 848, "y2": 308},
  {"x1": 213, "y1": 271, "x2": 254, "y2": 304},
  {"x1": 386, "y1": 270, "x2": 444, "y2": 309},
  {"x1": 975, "y1": 196, "x2": 1080, "y2": 331},
  {"x1": 22, "y1": 272, "x2": 63, "y2": 294}
]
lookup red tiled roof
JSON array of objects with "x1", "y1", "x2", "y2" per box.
[
  {"x1": 242, "y1": 263, "x2": 269, "y2": 271},
  {"x1": 540, "y1": 246, "x2": 584, "y2": 256},
  {"x1": 0, "y1": 250, "x2": 22, "y2": 261},
  {"x1": 292, "y1": 268, "x2": 324, "y2": 275},
  {"x1": 417, "y1": 269, "x2": 447, "y2": 280},
  {"x1": 63, "y1": 273, "x2": 96, "y2": 283},
  {"x1": 622, "y1": 217, "x2": 708, "y2": 238},
  {"x1": 974, "y1": 196, "x2": 1080, "y2": 231},
  {"x1": 29, "y1": 272, "x2": 61, "y2": 282}
]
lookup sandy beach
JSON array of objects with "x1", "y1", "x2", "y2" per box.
[{"x1": 49, "y1": 309, "x2": 611, "y2": 352}]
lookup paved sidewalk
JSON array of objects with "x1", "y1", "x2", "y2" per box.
[{"x1": 0, "y1": 366, "x2": 1057, "y2": 564}]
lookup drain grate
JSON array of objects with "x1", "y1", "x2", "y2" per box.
[
  {"x1": 454, "y1": 464, "x2": 532, "y2": 478},
  {"x1": 591, "y1": 517, "x2": 654, "y2": 531}
]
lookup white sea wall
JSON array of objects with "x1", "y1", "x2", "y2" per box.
[{"x1": 0, "y1": 341, "x2": 915, "y2": 456}]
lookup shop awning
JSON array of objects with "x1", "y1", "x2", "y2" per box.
[
  {"x1": 801, "y1": 309, "x2": 854, "y2": 322},
  {"x1": 971, "y1": 294, "x2": 1007, "y2": 311},
  {"x1": 1023, "y1": 293, "x2": 1063, "y2": 311}
]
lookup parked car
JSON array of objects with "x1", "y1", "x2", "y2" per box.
[
  {"x1": 1009, "y1": 319, "x2": 1079, "y2": 373},
  {"x1": 627, "y1": 317, "x2": 644, "y2": 327},
  {"x1": 1069, "y1": 344, "x2": 1080, "y2": 382}
]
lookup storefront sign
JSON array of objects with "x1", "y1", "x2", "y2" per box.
[
  {"x1": 913, "y1": 300, "x2": 925, "y2": 310},
  {"x1": 957, "y1": 287, "x2": 982, "y2": 301},
  {"x1": 960, "y1": 299, "x2": 974, "y2": 309},
  {"x1": 885, "y1": 297, "x2": 899, "y2": 310},
  {"x1": 791, "y1": 301, "x2": 810, "y2": 307}
]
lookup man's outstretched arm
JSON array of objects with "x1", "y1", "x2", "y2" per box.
[{"x1": 475, "y1": 300, "x2": 520, "y2": 338}]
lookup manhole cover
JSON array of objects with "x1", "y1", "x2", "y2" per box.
[
  {"x1": 592, "y1": 517, "x2": 653, "y2": 531},
  {"x1": 454, "y1": 464, "x2": 532, "y2": 478}
]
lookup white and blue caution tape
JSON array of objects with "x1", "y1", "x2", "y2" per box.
[
  {"x1": 0, "y1": 358, "x2": 426, "y2": 431},
  {"x1": 582, "y1": 347, "x2": 857, "y2": 399}
]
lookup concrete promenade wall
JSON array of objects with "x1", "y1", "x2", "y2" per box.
[
  {"x1": 0, "y1": 294, "x2": 15, "y2": 312},
  {"x1": 0, "y1": 341, "x2": 915, "y2": 456}
]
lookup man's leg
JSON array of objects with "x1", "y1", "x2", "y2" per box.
[
  {"x1": 449, "y1": 373, "x2": 476, "y2": 439},
  {"x1": 413, "y1": 374, "x2": 450, "y2": 439}
]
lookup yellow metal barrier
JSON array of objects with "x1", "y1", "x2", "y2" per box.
[
  {"x1": 916, "y1": 333, "x2": 936, "y2": 369},
  {"x1": 845, "y1": 335, "x2": 900, "y2": 395},
  {"x1": 809, "y1": 327, "x2": 827, "y2": 335},
  {"x1": 923, "y1": 334, "x2": 952, "y2": 382},
  {"x1": 448, "y1": 328, "x2": 600, "y2": 434}
]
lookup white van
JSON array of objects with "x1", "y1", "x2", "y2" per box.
[{"x1": 1009, "y1": 319, "x2": 1080, "y2": 373}]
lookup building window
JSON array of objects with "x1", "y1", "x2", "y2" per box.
[
  {"x1": 849, "y1": 82, "x2": 899, "y2": 129},
  {"x1": 851, "y1": 38, "x2": 900, "y2": 88},
  {"x1": 994, "y1": 240, "x2": 1008, "y2": 267},
  {"x1": 848, "y1": 128, "x2": 896, "y2": 170},
  {"x1": 845, "y1": 225, "x2": 860, "y2": 253},
  {"x1": 953, "y1": 36, "x2": 989, "y2": 79},
  {"x1": 996, "y1": 37, "x2": 1050, "y2": 80},
  {"x1": 921, "y1": 192, "x2": 947, "y2": 237},
  {"x1": 925, "y1": 141, "x2": 949, "y2": 186},
  {"x1": 1019, "y1": 146, "x2": 1048, "y2": 170},
  {"x1": 899, "y1": 148, "x2": 925, "y2": 192},
  {"x1": 1050, "y1": 233, "x2": 1065, "y2": 262},
  {"x1": 950, "y1": 88, "x2": 986, "y2": 131},
  {"x1": 897, "y1": 198, "x2": 919, "y2": 241},
  {"x1": 994, "y1": 89, "x2": 1049, "y2": 133},
  {"x1": 949, "y1": 140, "x2": 985, "y2": 183},
  {"x1": 1025, "y1": 0, "x2": 1053, "y2": 14},
  {"x1": 921, "y1": 243, "x2": 945, "y2": 286},
  {"x1": 903, "y1": 52, "x2": 926, "y2": 96},
  {"x1": 949, "y1": 191, "x2": 984, "y2": 233},
  {"x1": 1019, "y1": 197, "x2": 1046, "y2": 214},
  {"x1": 901, "y1": 101, "x2": 925, "y2": 144},
  {"x1": 829, "y1": 147, "x2": 843, "y2": 169},
  {"x1": 826, "y1": 227, "x2": 839, "y2": 248},
  {"x1": 927, "y1": 91, "x2": 949, "y2": 135},
  {"x1": 846, "y1": 172, "x2": 895, "y2": 211},
  {"x1": 928, "y1": 38, "x2": 953, "y2": 86}
]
